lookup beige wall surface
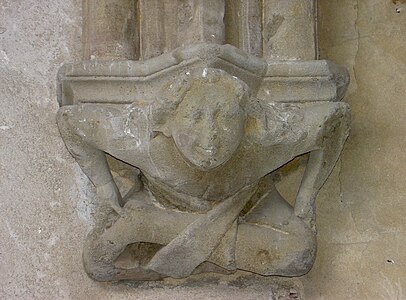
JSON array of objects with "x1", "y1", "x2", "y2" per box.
[
  {"x1": 1, "y1": 0, "x2": 406, "y2": 299},
  {"x1": 302, "y1": 0, "x2": 406, "y2": 299}
]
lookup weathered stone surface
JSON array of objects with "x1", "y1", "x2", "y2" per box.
[
  {"x1": 0, "y1": 3, "x2": 304, "y2": 294},
  {"x1": 0, "y1": 0, "x2": 85, "y2": 298},
  {"x1": 4, "y1": 0, "x2": 406, "y2": 298},
  {"x1": 258, "y1": 60, "x2": 349, "y2": 103},
  {"x1": 225, "y1": 0, "x2": 317, "y2": 61},
  {"x1": 83, "y1": 0, "x2": 138, "y2": 60},
  {"x1": 225, "y1": 0, "x2": 263, "y2": 57},
  {"x1": 57, "y1": 43, "x2": 350, "y2": 281},
  {"x1": 57, "y1": 43, "x2": 267, "y2": 106},
  {"x1": 58, "y1": 45, "x2": 348, "y2": 107},
  {"x1": 262, "y1": 0, "x2": 317, "y2": 61},
  {"x1": 0, "y1": 2, "x2": 290, "y2": 298},
  {"x1": 139, "y1": 0, "x2": 225, "y2": 60}
]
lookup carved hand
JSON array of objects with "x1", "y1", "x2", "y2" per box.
[{"x1": 96, "y1": 180, "x2": 123, "y2": 212}]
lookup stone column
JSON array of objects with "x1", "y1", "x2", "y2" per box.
[
  {"x1": 262, "y1": 0, "x2": 318, "y2": 61},
  {"x1": 82, "y1": 0, "x2": 139, "y2": 60},
  {"x1": 139, "y1": 0, "x2": 225, "y2": 60}
]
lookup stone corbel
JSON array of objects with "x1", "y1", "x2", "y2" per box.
[{"x1": 57, "y1": 43, "x2": 350, "y2": 281}]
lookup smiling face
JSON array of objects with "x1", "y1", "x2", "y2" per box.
[{"x1": 171, "y1": 71, "x2": 248, "y2": 170}]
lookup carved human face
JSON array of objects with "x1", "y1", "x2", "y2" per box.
[{"x1": 171, "y1": 79, "x2": 247, "y2": 170}]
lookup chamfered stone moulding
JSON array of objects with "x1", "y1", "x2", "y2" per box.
[{"x1": 57, "y1": 43, "x2": 350, "y2": 281}]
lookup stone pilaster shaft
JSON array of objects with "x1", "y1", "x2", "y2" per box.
[
  {"x1": 139, "y1": 0, "x2": 225, "y2": 60},
  {"x1": 225, "y1": 0, "x2": 263, "y2": 57},
  {"x1": 262, "y1": 0, "x2": 318, "y2": 61},
  {"x1": 82, "y1": 0, "x2": 139, "y2": 60}
]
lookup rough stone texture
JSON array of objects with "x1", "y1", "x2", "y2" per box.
[
  {"x1": 224, "y1": 0, "x2": 317, "y2": 60},
  {"x1": 82, "y1": 0, "x2": 138, "y2": 60},
  {"x1": 225, "y1": 0, "x2": 263, "y2": 57},
  {"x1": 139, "y1": 0, "x2": 225, "y2": 60},
  {"x1": 262, "y1": 0, "x2": 317, "y2": 60},
  {"x1": 0, "y1": 0, "x2": 85, "y2": 298}
]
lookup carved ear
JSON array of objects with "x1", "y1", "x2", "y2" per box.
[
  {"x1": 235, "y1": 81, "x2": 251, "y2": 109},
  {"x1": 150, "y1": 102, "x2": 173, "y2": 138},
  {"x1": 153, "y1": 124, "x2": 172, "y2": 138}
]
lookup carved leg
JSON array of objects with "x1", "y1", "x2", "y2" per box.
[
  {"x1": 294, "y1": 102, "x2": 351, "y2": 229},
  {"x1": 83, "y1": 195, "x2": 237, "y2": 281},
  {"x1": 82, "y1": 208, "x2": 167, "y2": 281},
  {"x1": 234, "y1": 102, "x2": 350, "y2": 276},
  {"x1": 146, "y1": 185, "x2": 257, "y2": 278},
  {"x1": 56, "y1": 105, "x2": 123, "y2": 210},
  {"x1": 236, "y1": 181, "x2": 316, "y2": 276}
]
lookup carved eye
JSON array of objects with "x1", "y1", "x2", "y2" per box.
[{"x1": 192, "y1": 110, "x2": 202, "y2": 122}]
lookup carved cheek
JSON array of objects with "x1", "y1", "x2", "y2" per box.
[{"x1": 178, "y1": 133, "x2": 192, "y2": 149}]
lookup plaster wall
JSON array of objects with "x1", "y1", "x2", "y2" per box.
[
  {"x1": 303, "y1": 0, "x2": 406, "y2": 299},
  {"x1": 0, "y1": 0, "x2": 405, "y2": 299}
]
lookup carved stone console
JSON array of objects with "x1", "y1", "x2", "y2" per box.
[{"x1": 57, "y1": 42, "x2": 350, "y2": 281}]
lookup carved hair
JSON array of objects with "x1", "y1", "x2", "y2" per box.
[{"x1": 151, "y1": 67, "x2": 251, "y2": 137}]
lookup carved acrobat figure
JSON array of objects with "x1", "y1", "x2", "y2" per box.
[{"x1": 57, "y1": 46, "x2": 350, "y2": 281}]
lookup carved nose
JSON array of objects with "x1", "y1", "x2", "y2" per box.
[
  {"x1": 193, "y1": 113, "x2": 219, "y2": 154},
  {"x1": 196, "y1": 129, "x2": 218, "y2": 156},
  {"x1": 203, "y1": 123, "x2": 219, "y2": 146}
]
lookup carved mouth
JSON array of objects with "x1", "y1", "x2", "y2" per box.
[
  {"x1": 194, "y1": 145, "x2": 217, "y2": 156},
  {"x1": 190, "y1": 146, "x2": 220, "y2": 169}
]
